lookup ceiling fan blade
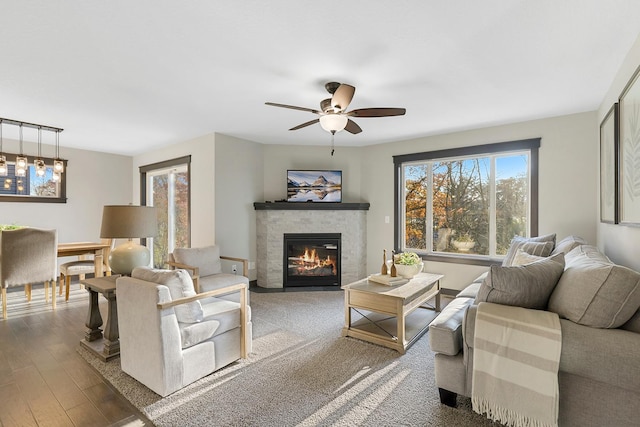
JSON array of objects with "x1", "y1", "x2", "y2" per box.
[
  {"x1": 289, "y1": 119, "x2": 319, "y2": 131},
  {"x1": 265, "y1": 102, "x2": 320, "y2": 114},
  {"x1": 347, "y1": 107, "x2": 406, "y2": 117},
  {"x1": 344, "y1": 119, "x2": 362, "y2": 134},
  {"x1": 331, "y1": 84, "x2": 355, "y2": 112}
]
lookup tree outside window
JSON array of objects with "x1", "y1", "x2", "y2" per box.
[{"x1": 396, "y1": 139, "x2": 538, "y2": 263}]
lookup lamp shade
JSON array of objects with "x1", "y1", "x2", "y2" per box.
[
  {"x1": 319, "y1": 114, "x2": 348, "y2": 133},
  {"x1": 100, "y1": 205, "x2": 158, "y2": 239}
]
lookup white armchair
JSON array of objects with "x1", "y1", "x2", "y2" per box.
[
  {"x1": 168, "y1": 245, "x2": 249, "y2": 302},
  {"x1": 116, "y1": 267, "x2": 252, "y2": 397}
]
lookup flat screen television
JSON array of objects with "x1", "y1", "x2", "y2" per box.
[{"x1": 287, "y1": 170, "x2": 342, "y2": 202}]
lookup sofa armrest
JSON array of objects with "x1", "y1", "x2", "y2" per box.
[
  {"x1": 157, "y1": 282, "x2": 249, "y2": 358},
  {"x1": 429, "y1": 296, "x2": 475, "y2": 356},
  {"x1": 221, "y1": 255, "x2": 249, "y2": 277}
]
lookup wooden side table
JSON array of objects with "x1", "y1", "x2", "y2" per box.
[
  {"x1": 80, "y1": 275, "x2": 120, "y2": 361},
  {"x1": 341, "y1": 272, "x2": 443, "y2": 354}
]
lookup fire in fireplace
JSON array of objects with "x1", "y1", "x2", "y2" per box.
[{"x1": 283, "y1": 233, "x2": 341, "y2": 287}]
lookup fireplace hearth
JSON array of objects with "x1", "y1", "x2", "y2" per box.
[{"x1": 283, "y1": 233, "x2": 341, "y2": 287}]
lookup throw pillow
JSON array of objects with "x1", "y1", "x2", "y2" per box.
[
  {"x1": 564, "y1": 244, "x2": 611, "y2": 266},
  {"x1": 512, "y1": 248, "x2": 545, "y2": 266},
  {"x1": 173, "y1": 245, "x2": 222, "y2": 277},
  {"x1": 551, "y1": 235, "x2": 587, "y2": 256},
  {"x1": 132, "y1": 267, "x2": 204, "y2": 324},
  {"x1": 548, "y1": 255, "x2": 640, "y2": 328},
  {"x1": 476, "y1": 252, "x2": 565, "y2": 309},
  {"x1": 501, "y1": 233, "x2": 556, "y2": 266}
]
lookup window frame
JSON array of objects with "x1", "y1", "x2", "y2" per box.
[
  {"x1": 140, "y1": 155, "x2": 192, "y2": 262},
  {"x1": 0, "y1": 151, "x2": 68, "y2": 203},
  {"x1": 393, "y1": 138, "x2": 540, "y2": 266}
]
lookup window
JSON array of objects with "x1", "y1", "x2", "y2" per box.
[
  {"x1": 394, "y1": 139, "x2": 539, "y2": 265},
  {"x1": 0, "y1": 153, "x2": 67, "y2": 203},
  {"x1": 140, "y1": 156, "x2": 191, "y2": 268}
]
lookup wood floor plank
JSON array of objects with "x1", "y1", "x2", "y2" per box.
[
  {"x1": 83, "y1": 382, "x2": 138, "y2": 423},
  {"x1": 0, "y1": 382, "x2": 38, "y2": 427},
  {"x1": 65, "y1": 400, "x2": 111, "y2": 427},
  {"x1": 39, "y1": 365, "x2": 91, "y2": 411},
  {"x1": 1, "y1": 286, "x2": 150, "y2": 426},
  {"x1": 29, "y1": 393, "x2": 75, "y2": 427}
]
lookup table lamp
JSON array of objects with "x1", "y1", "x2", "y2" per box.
[{"x1": 100, "y1": 205, "x2": 158, "y2": 275}]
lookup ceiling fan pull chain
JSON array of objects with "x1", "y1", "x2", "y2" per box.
[{"x1": 330, "y1": 132, "x2": 335, "y2": 156}]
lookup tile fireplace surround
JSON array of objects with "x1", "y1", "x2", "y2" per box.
[{"x1": 254, "y1": 202, "x2": 369, "y2": 288}]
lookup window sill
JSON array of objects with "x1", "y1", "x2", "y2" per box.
[{"x1": 421, "y1": 253, "x2": 502, "y2": 267}]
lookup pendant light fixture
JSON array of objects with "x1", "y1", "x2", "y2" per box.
[
  {"x1": 53, "y1": 129, "x2": 64, "y2": 181},
  {"x1": 35, "y1": 127, "x2": 46, "y2": 177},
  {"x1": 15, "y1": 124, "x2": 27, "y2": 177},
  {"x1": 0, "y1": 120, "x2": 7, "y2": 176}
]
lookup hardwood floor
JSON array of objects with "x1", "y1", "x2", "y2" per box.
[{"x1": 0, "y1": 284, "x2": 151, "y2": 426}]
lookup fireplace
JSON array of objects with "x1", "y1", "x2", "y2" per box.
[{"x1": 283, "y1": 233, "x2": 341, "y2": 287}]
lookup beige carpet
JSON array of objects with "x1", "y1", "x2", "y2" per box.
[{"x1": 78, "y1": 290, "x2": 498, "y2": 426}]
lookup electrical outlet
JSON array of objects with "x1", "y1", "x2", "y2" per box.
[{"x1": 231, "y1": 264, "x2": 237, "y2": 274}]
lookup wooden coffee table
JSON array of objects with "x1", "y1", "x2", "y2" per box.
[{"x1": 341, "y1": 272, "x2": 443, "y2": 354}]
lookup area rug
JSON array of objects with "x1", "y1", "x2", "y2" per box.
[{"x1": 78, "y1": 290, "x2": 497, "y2": 426}]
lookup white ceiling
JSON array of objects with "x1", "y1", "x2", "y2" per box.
[{"x1": 1, "y1": 1, "x2": 640, "y2": 156}]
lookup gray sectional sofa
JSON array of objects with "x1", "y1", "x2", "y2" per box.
[{"x1": 429, "y1": 235, "x2": 640, "y2": 427}]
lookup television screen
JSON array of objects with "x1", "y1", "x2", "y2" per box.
[{"x1": 287, "y1": 170, "x2": 342, "y2": 202}]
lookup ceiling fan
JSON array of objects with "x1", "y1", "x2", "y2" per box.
[{"x1": 265, "y1": 82, "x2": 406, "y2": 136}]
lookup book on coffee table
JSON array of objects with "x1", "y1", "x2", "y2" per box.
[{"x1": 367, "y1": 274, "x2": 409, "y2": 286}]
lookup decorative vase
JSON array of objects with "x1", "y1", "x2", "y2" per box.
[
  {"x1": 452, "y1": 240, "x2": 475, "y2": 253},
  {"x1": 394, "y1": 262, "x2": 424, "y2": 279}
]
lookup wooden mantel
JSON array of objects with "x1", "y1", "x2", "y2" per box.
[{"x1": 253, "y1": 202, "x2": 369, "y2": 211}]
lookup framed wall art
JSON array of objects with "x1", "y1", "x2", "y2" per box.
[
  {"x1": 600, "y1": 103, "x2": 618, "y2": 223},
  {"x1": 619, "y1": 65, "x2": 640, "y2": 225}
]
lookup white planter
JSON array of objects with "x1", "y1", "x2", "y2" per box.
[
  {"x1": 452, "y1": 240, "x2": 475, "y2": 252},
  {"x1": 394, "y1": 262, "x2": 424, "y2": 279}
]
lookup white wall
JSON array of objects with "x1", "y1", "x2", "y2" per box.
[
  {"x1": 216, "y1": 112, "x2": 597, "y2": 290},
  {"x1": 597, "y1": 32, "x2": 640, "y2": 271},
  {"x1": 362, "y1": 112, "x2": 598, "y2": 290},
  {"x1": 133, "y1": 133, "x2": 216, "y2": 248},
  {"x1": 0, "y1": 139, "x2": 132, "y2": 244},
  {"x1": 215, "y1": 134, "x2": 263, "y2": 280},
  {"x1": 262, "y1": 145, "x2": 363, "y2": 202}
]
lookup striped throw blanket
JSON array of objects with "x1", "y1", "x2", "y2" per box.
[{"x1": 472, "y1": 302, "x2": 562, "y2": 427}]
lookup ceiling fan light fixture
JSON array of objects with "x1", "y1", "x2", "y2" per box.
[{"x1": 319, "y1": 114, "x2": 348, "y2": 133}]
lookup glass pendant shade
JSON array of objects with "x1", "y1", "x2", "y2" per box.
[
  {"x1": 54, "y1": 159, "x2": 64, "y2": 173},
  {"x1": 0, "y1": 155, "x2": 7, "y2": 177},
  {"x1": 52, "y1": 170, "x2": 61, "y2": 182},
  {"x1": 35, "y1": 158, "x2": 46, "y2": 177},
  {"x1": 319, "y1": 114, "x2": 348, "y2": 133},
  {"x1": 15, "y1": 155, "x2": 27, "y2": 177}
]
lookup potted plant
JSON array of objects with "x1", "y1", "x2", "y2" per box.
[
  {"x1": 451, "y1": 233, "x2": 475, "y2": 252},
  {"x1": 394, "y1": 251, "x2": 424, "y2": 279}
]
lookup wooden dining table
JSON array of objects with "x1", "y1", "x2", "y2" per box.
[{"x1": 56, "y1": 242, "x2": 111, "y2": 308}]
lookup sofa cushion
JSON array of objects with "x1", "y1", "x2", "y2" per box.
[
  {"x1": 429, "y1": 297, "x2": 475, "y2": 356},
  {"x1": 173, "y1": 245, "x2": 222, "y2": 277},
  {"x1": 551, "y1": 235, "x2": 587, "y2": 256},
  {"x1": 548, "y1": 253, "x2": 640, "y2": 328},
  {"x1": 178, "y1": 298, "x2": 242, "y2": 348},
  {"x1": 456, "y1": 282, "x2": 482, "y2": 299},
  {"x1": 476, "y1": 252, "x2": 565, "y2": 309},
  {"x1": 502, "y1": 233, "x2": 556, "y2": 266},
  {"x1": 199, "y1": 273, "x2": 250, "y2": 304},
  {"x1": 512, "y1": 248, "x2": 545, "y2": 266},
  {"x1": 564, "y1": 244, "x2": 611, "y2": 266},
  {"x1": 132, "y1": 267, "x2": 204, "y2": 324},
  {"x1": 621, "y1": 309, "x2": 640, "y2": 333}
]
